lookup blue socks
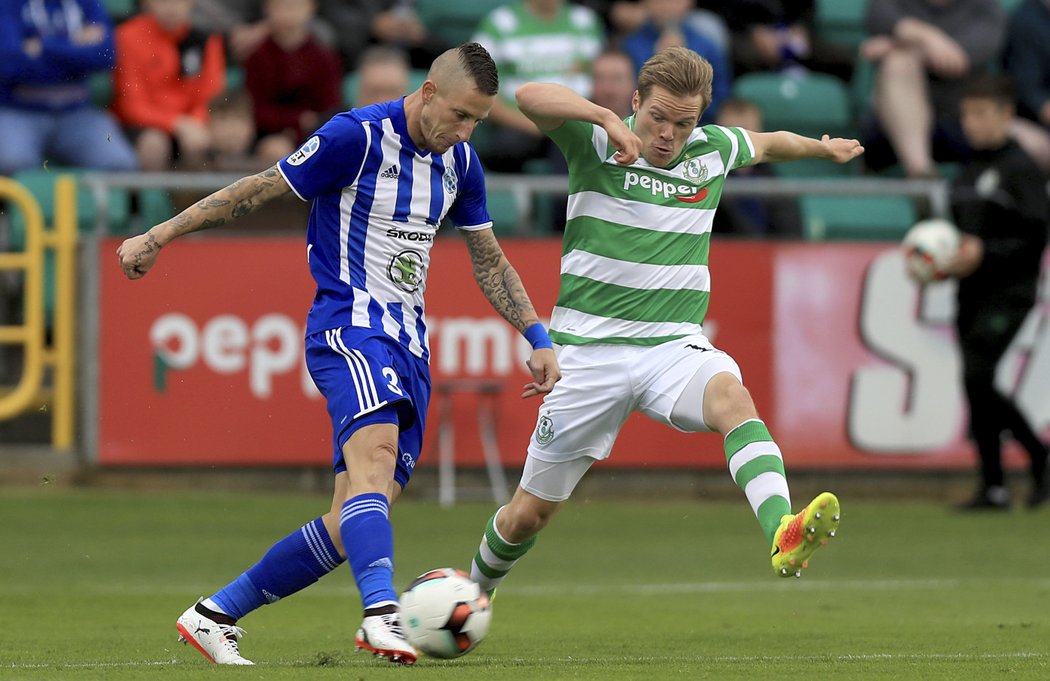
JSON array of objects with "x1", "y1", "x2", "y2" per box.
[
  {"x1": 208, "y1": 494, "x2": 398, "y2": 619},
  {"x1": 210, "y1": 518, "x2": 343, "y2": 620},
  {"x1": 340, "y1": 493, "x2": 398, "y2": 609}
]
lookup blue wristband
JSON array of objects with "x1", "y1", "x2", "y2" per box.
[{"x1": 523, "y1": 323, "x2": 553, "y2": 350}]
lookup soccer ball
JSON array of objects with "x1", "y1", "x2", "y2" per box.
[
  {"x1": 901, "y1": 218, "x2": 960, "y2": 283},
  {"x1": 400, "y1": 568, "x2": 492, "y2": 659}
]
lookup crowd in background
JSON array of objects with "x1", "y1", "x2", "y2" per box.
[{"x1": 2, "y1": 0, "x2": 1050, "y2": 237}]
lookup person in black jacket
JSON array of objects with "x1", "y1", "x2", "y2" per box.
[{"x1": 946, "y1": 74, "x2": 1050, "y2": 510}]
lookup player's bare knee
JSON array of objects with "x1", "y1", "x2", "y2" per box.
[
  {"x1": 704, "y1": 377, "x2": 757, "y2": 434},
  {"x1": 499, "y1": 495, "x2": 557, "y2": 542}
]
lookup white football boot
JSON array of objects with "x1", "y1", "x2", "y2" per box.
[
  {"x1": 354, "y1": 612, "x2": 418, "y2": 665},
  {"x1": 175, "y1": 598, "x2": 254, "y2": 665}
]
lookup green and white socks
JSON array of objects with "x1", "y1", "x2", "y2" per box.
[
  {"x1": 469, "y1": 508, "x2": 536, "y2": 594},
  {"x1": 724, "y1": 419, "x2": 791, "y2": 544}
]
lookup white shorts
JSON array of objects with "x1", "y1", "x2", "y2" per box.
[{"x1": 526, "y1": 334, "x2": 741, "y2": 465}]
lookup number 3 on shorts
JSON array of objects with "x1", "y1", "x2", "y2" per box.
[{"x1": 383, "y1": 367, "x2": 404, "y2": 396}]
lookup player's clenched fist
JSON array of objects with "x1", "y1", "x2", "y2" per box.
[{"x1": 117, "y1": 231, "x2": 163, "y2": 279}]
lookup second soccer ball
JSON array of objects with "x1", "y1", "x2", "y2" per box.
[{"x1": 901, "y1": 218, "x2": 961, "y2": 283}]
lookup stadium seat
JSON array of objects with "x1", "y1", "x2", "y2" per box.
[
  {"x1": 415, "y1": 0, "x2": 507, "y2": 47},
  {"x1": 101, "y1": 0, "x2": 135, "y2": 22},
  {"x1": 485, "y1": 190, "x2": 522, "y2": 235},
  {"x1": 137, "y1": 189, "x2": 176, "y2": 230},
  {"x1": 800, "y1": 194, "x2": 917, "y2": 241},
  {"x1": 7, "y1": 169, "x2": 130, "y2": 319},
  {"x1": 342, "y1": 69, "x2": 427, "y2": 109},
  {"x1": 88, "y1": 70, "x2": 114, "y2": 107},
  {"x1": 771, "y1": 158, "x2": 856, "y2": 179},
  {"x1": 225, "y1": 65, "x2": 245, "y2": 93},
  {"x1": 732, "y1": 71, "x2": 854, "y2": 140},
  {"x1": 814, "y1": 0, "x2": 869, "y2": 49},
  {"x1": 10, "y1": 169, "x2": 130, "y2": 240}
]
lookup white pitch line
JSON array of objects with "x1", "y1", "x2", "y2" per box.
[
  {"x1": 5, "y1": 577, "x2": 1050, "y2": 597},
  {"x1": 2, "y1": 652, "x2": 1047, "y2": 670}
]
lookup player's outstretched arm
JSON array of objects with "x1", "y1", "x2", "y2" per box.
[
  {"x1": 117, "y1": 165, "x2": 292, "y2": 279},
  {"x1": 516, "y1": 82, "x2": 641, "y2": 165},
  {"x1": 749, "y1": 131, "x2": 864, "y2": 166},
  {"x1": 462, "y1": 228, "x2": 561, "y2": 398}
]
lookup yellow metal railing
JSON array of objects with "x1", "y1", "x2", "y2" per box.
[{"x1": 0, "y1": 175, "x2": 77, "y2": 449}]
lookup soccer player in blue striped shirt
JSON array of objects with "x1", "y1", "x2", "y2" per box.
[{"x1": 118, "y1": 43, "x2": 560, "y2": 666}]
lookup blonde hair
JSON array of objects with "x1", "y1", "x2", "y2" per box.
[{"x1": 637, "y1": 47, "x2": 713, "y2": 114}]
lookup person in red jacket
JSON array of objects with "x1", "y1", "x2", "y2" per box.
[
  {"x1": 244, "y1": 0, "x2": 343, "y2": 164},
  {"x1": 113, "y1": 0, "x2": 226, "y2": 170}
]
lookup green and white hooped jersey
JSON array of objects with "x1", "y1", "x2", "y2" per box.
[{"x1": 547, "y1": 117, "x2": 755, "y2": 346}]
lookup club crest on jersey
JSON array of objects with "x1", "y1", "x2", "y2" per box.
[
  {"x1": 442, "y1": 166, "x2": 458, "y2": 194},
  {"x1": 682, "y1": 157, "x2": 708, "y2": 183},
  {"x1": 535, "y1": 414, "x2": 555, "y2": 445},
  {"x1": 388, "y1": 250, "x2": 424, "y2": 292},
  {"x1": 287, "y1": 136, "x2": 320, "y2": 166}
]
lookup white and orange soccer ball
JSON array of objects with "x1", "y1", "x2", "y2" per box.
[
  {"x1": 400, "y1": 568, "x2": 492, "y2": 659},
  {"x1": 901, "y1": 218, "x2": 961, "y2": 283}
]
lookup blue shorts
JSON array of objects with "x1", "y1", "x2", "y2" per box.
[{"x1": 305, "y1": 328, "x2": 431, "y2": 490}]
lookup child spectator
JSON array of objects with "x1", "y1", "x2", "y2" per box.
[
  {"x1": 207, "y1": 90, "x2": 267, "y2": 171},
  {"x1": 354, "y1": 46, "x2": 410, "y2": 107},
  {"x1": 712, "y1": 97, "x2": 801, "y2": 237},
  {"x1": 113, "y1": 0, "x2": 226, "y2": 171},
  {"x1": 243, "y1": 0, "x2": 343, "y2": 164}
]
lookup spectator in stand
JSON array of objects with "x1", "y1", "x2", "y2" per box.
[
  {"x1": 207, "y1": 90, "x2": 269, "y2": 172},
  {"x1": 708, "y1": 1, "x2": 854, "y2": 80},
  {"x1": 590, "y1": 49, "x2": 636, "y2": 119},
  {"x1": 859, "y1": 0, "x2": 1005, "y2": 178},
  {"x1": 244, "y1": 0, "x2": 343, "y2": 165},
  {"x1": 354, "y1": 46, "x2": 410, "y2": 108},
  {"x1": 472, "y1": 0, "x2": 605, "y2": 171},
  {"x1": 1003, "y1": 0, "x2": 1050, "y2": 172},
  {"x1": 315, "y1": 0, "x2": 450, "y2": 71},
  {"x1": 0, "y1": 0, "x2": 137, "y2": 175},
  {"x1": 113, "y1": 0, "x2": 226, "y2": 171},
  {"x1": 712, "y1": 97, "x2": 801, "y2": 237},
  {"x1": 620, "y1": 0, "x2": 731, "y2": 123},
  {"x1": 191, "y1": 0, "x2": 267, "y2": 62}
]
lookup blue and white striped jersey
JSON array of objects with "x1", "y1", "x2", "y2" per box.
[{"x1": 278, "y1": 98, "x2": 493, "y2": 361}]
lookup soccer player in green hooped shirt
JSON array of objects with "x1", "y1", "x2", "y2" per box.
[{"x1": 469, "y1": 47, "x2": 864, "y2": 591}]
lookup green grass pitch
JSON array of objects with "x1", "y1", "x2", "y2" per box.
[{"x1": 2, "y1": 487, "x2": 1049, "y2": 679}]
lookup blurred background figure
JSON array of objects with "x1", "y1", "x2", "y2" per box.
[
  {"x1": 1003, "y1": 0, "x2": 1050, "y2": 173},
  {"x1": 712, "y1": 0, "x2": 854, "y2": 80},
  {"x1": 472, "y1": 0, "x2": 605, "y2": 172},
  {"x1": 0, "y1": 0, "x2": 138, "y2": 175},
  {"x1": 243, "y1": 0, "x2": 343, "y2": 165},
  {"x1": 712, "y1": 97, "x2": 801, "y2": 238},
  {"x1": 354, "y1": 46, "x2": 410, "y2": 108},
  {"x1": 858, "y1": 0, "x2": 1005, "y2": 178},
  {"x1": 191, "y1": 0, "x2": 268, "y2": 62},
  {"x1": 943, "y1": 74, "x2": 1050, "y2": 510},
  {"x1": 589, "y1": 48, "x2": 636, "y2": 119},
  {"x1": 207, "y1": 90, "x2": 268, "y2": 172},
  {"x1": 620, "y1": 0, "x2": 730, "y2": 122},
  {"x1": 316, "y1": 0, "x2": 450, "y2": 71},
  {"x1": 113, "y1": 0, "x2": 226, "y2": 171}
]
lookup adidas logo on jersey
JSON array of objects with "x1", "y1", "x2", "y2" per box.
[{"x1": 380, "y1": 164, "x2": 400, "y2": 180}]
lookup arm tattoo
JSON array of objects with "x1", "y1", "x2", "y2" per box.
[
  {"x1": 130, "y1": 232, "x2": 161, "y2": 271},
  {"x1": 465, "y1": 230, "x2": 538, "y2": 332},
  {"x1": 164, "y1": 165, "x2": 289, "y2": 239}
]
